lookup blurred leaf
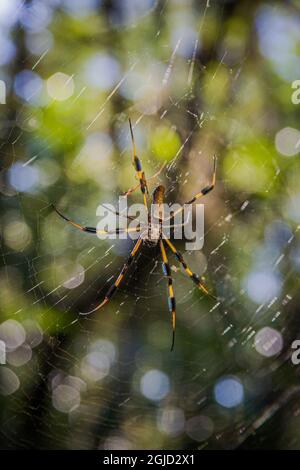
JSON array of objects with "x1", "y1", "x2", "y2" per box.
[
  {"x1": 223, "y1": 139, "x2": 276, "y2": 194},
  {"x1": 150, "y1": 125, "x2": 181, "y2": 162}
]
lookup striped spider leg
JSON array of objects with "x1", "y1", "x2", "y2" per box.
[
  {"x1": 163, "y1": 236, "x2": 216, "y2": 300},
  {"x1": 163, "y1": 155, "x2": 217, "y2": 223},
  {"x1": 123, "y1": 160, "x2": 166, "y2": 198},
  {"x1": 159, "y1": 238, "x2": 176, "y2": 351},
  {"x1": 159, "y1": 234, "x2": 216, "y2": 351},
  {"x1": 128, "y1": 117, "x2": 149, "y2": 211},
  {"x1": 80, "y1": 237, "x2": 143, "y2": 315},
  {"x1": 52, "y1": 204, "x2": 143, "y2": 236}
]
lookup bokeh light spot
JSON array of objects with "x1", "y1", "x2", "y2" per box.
[
  {"x1": 7, "y1": 343, "x2": 32, "y2": 367},
  {"x1": 0, "y1": 35, "x2": 16, "y2": 66},
  {"x1": 185, "y1": 415, "x2": 214, "y2": 442},
  {"x1": 81, "y1": 352, "x2": 110, "y2": 382},
  {"x1": 8, "y1": 162, "x2": 40, "y2": 193},
  {"x1": 244, "y1": 270, "x2": 282, "y2": 304},
  {"x1": 214, "y1": 376, "x2": 244, "y2": 408},
  {"x1": 63, "y1": 264, "x2": 85, "y2": 289},
  {"x1": 4, "y1": 220, "x2": 32, "y2": 251},
  {"x1": 140, "y1": 369, "x2": 170, "y2": 401},
  {"x1": 23, "y1": 320, "x2": 43, "y2": 348},
  {"x1": 254, "y1": 327, "x2": 283, "y2": 357},
  {"x1": 14, "y1": 70, "x2": 44, "y2": 105},
  {"x1": 83, "y1": 53, "x2": 120, "y2": 90},
  {"x1": 62, "y1": 0, "x2": 100, "y2": 18},
  {"x1": 0, "y1": 320, "x2": 26, "y2": 351},
  {"x1": 275, "y1": 127, "x2": 300, "y2": 157},
  {"x1": 0, "y1": 367, "x2": 20, "y2": 396},
  {"x1": 47, "y1": 72, "x2": 74, "y2": 101},
  {"x1": 52, "y1": 384, "x2": 80, "y2": 413},
  {"x1": 0, "y1": 0, "x2": 22, "y2": 27},
  {"x1": 157, "y1": 407, "x2": 185, "y2": 436}
]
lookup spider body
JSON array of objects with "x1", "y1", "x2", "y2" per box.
[
  {"x1": 152, "y1": 184, "x2": 165, "y2": 205},
  {"x1": 143, "y1": 219, "x2": 161, "y2": 244},
  {"x1": 53, "y1": 118, "x2": 217, "y2": 350},
  {"x1": 142, "y1": 184, "x2": 166, "y2": 243}
]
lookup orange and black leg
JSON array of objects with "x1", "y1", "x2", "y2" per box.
[
  {"x1": 128, "y1": 118, "x2": 148, "y2": 210},
  {"x1": 159, "y1": 239, "x2": 176, "y2": 351},
  {"x1": 164, "y1": 155, "x2": 217, "y2": 222},
  {"x1": 52, "y1": 204, "x2": 142, "y2": 236},
  {"x1": 122, "y1": 161, "x2": 166, "y2": 198},
  {"x1": 163, "y1": 237, "x2": 216, "y2": 299},
  {"x1": 80, "y1": 237, "x2": 143, "y2": 315},
  {"x1": 185, "y1": 155, "x2": 217, "y2": 204}
]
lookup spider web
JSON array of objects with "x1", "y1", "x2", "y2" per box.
[{"x1": 0, "y1": 0, "x2": 299, "y2": 451}]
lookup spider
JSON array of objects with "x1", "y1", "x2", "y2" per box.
[{"x1": 52, "y1": 119, "x2": 217, "y2": 350}]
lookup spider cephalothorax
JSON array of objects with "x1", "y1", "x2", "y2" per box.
[{"x1": 53, "y1": 118, "x2": 217, "y2": 350}]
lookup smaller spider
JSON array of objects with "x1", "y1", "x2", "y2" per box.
[{"x1": 53, "y1": 119, "x2": 217, "y2": 350}]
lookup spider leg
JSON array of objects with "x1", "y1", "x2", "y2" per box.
[
  {"x1": 185, "y1": 154, "x2": 217, "y2": 204},
  {"x1": 163, "y1": 236, "x2": 216, "y2": 300},
  {"x1": 163, "y1": 210, "x2": 191, "y2": 229},
  {"x1": 122, "y1": 182, "x2": 142, "y2": 198},
  {"x1": 52, "y1": 204, "x2": 143, "y2": 235},
  {"x1": 159, "y1": 239, "x2": 176, "y2": 351},
  {"x1": 99, "y1": 204, "x2": 136, "y2": 221},
  {"x1": 80, "y1": 237, "x2": 143, "y2": 315},
  {"x1": 52, "y1": 204, "x2": 97, "y2": 233},
  {"x1": 164, "y1": 155, "x2": 217, "y2": 222},
  {"x1": 122, "y1": 161, "x2": 166, "y2": 197},
  {"x1": 128, "y1": 118, "x2": 149, "y2": 210}
]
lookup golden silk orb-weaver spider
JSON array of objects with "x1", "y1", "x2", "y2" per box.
[{"x1": 53, "y1": 118, "x2": 217, "y2": 351}]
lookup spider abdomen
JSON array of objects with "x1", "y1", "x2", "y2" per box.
[{"x1": 152, "y1": 184, "x2": 165, "y2": 204}]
